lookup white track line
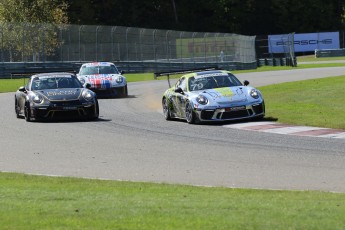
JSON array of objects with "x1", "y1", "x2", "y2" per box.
[
  {"x1": 224, "y1": 122, "x2": 345, "y2": 139},
  {"x1": 262, "y1": 126, "x2": 322, "y2": 134}
]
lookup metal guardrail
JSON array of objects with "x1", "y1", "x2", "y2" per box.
[
  {"x1": 0, "y1": 61, "x2": 257, "y2": 79},
  {"x1": 315, "y1": 49, "x2": 345, "y2": 58},
  {"x1": 0, "y1": 62, "x2": 82, "y2": 79}
]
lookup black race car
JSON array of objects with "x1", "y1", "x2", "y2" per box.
[{"x1": 15, "y1": 72, "x2": 99, "y2": 121}]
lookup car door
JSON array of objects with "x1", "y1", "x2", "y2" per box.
[{"x1": 172, "y1": 77, "x2": 188, "y2": 118}]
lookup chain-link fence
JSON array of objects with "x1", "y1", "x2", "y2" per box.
[
  {"x1": 0, "y1": 22, "x2": 256, "y2": 63},
  {"x1": 256, "y1": 33, "x2": 296, "y2": 67},
  {"x1": 0, "y1": 22, "x2": 258, "y2": 77}
]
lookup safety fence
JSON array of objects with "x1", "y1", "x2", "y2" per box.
[
  {"x1": 0, "y1": 23, "x2": 257, "y2": 78},
  {"x1": 256, "y1": 33, "x2": 296, "y2": 67}
]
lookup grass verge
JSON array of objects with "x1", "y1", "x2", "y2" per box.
[
  {"x1": 259, "y1": 75, "x2": 345, "y2": 129},
  {"x1": 297, "y1": 55, "x2": 345, "y2": 62},
  {"x1": 1, "y1": 172, "x2": 345, "y2": 229}
]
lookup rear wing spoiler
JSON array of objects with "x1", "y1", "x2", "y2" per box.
[
  {"x1": 11, "y1": 70, "x2": 77, "y2": 79},
  {"x1": 154, "y1": 66, "x2": 220, "y2": 87}
]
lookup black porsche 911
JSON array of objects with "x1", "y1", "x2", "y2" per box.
[{"x1": 15, "y1": 72, "x2": 99, "y2": 121}]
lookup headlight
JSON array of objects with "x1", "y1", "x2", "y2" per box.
[
  {"x1": 196, "y1": 95, "x2": 208, "y2": 105},
  {"x1": 82, "y1": 90, "x2": 94, "y2": 101},
  {"x1": 250, "y1": 89, "x2": 259, "y2": 99},
  {"x1": 116, "y1": 76, "x2": 123, "y2": 83},
  {"x1": 32, "y1": 93, "x2": 44, "y2": 104}
]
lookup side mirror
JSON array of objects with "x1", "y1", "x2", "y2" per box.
[
  {"x1": 85, "y1": 83, "x2": 92, "y2": 89},
  {"x1": 243, "y1": 80, "x2": 249, "y2": 86},
  {"x1": 174, "y1": 87, "x2": 184, "y2": 94},
  {"x1": 120, "y1": 70, "x2": 125, "y2": 74},
  {"x1": 18, "y1": 86, "x2": 26, "y2": 92}
]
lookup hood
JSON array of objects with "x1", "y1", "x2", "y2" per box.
[
  {"x1": 37, "y1": 88, "x2": 82, "y2": 101},
  {"x1": 82, "y1": 74, "x2": 122, "y2": 81},
  {"x1": 81, "y1": 74, "x2": 122, "y2": 89},
  {"x1": 200, "y1": 87, "x2": 247, "y2": 104}
]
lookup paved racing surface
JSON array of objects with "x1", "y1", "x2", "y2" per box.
[{"x1": 1, "y1": 67, "x2": 345, "y2": 192}]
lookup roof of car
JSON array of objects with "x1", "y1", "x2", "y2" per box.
[
  {"x1": 32, "y1": 72, "x2": 75, "y2": 78},
  {"x1": 183, "y1": 70, "x2": 229, "y2": 78},
  {"x1": 81, "y1": 62, "x2": 115, "y2": 67}
]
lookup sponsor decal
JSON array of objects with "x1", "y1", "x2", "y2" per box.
[
  {"x1": 225, "y1": 106, "x2": 246, "y2": 111},
  {"x1": 276, "y1": 39, "x2": 332, "y2": 46},
  {"x1": 194, "y1": 73, "x2": 227, "y2": 79},
  {"x1": 84, "y1": 62, "x2": 112, "y2": 67},
  {"x1": 38, "y1": 75, "x2": 72, "y2": 79},
  {"x1": 214, "y1": 88, "x2": 234, "y2": 98},
  {"x1": 46, "y1": 90, "x2": 77, "y2": 96}
]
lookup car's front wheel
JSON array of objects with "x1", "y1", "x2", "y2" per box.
[
  {"x1": 185, "y1": 102, "x2": 197, "y2": 124},
  {"x1": 119, "y1": 85, "x2": 128, "y2": 98},
  {"x1": 24, "y1": 102, "x2": 31, "y2": 122},
  {"x1": 93, "y1": 100, "x2": 100, "y2": 120},
  {"x1": 14, "y1": 97, "x2": 20, "y2": 118},
  {"x1": 162, "y1": 97, "x2": 171, "y2": 120}
]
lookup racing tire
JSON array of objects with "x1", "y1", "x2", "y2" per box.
[
  {"x1": 88, "y1": 101, "x2": 99, "y2": 121},
  {"x1": 93, "y1": 100, "x2": 100, "y2": 120},
  {"x1": 185, "y1": 102, "x2": 197, "y2": 124},
  {"x1": 120, "y1": 85, "x2": 128, "y2": 98},
  {"x1": 14, "y1": 97, "x2": 20, "y2": 118},
  {"x1": 24, "y1": 102, "x2": 31, "y2": 122},
  {"x1": 162, "y1": 97, "x2": 171, "y2": 120}
]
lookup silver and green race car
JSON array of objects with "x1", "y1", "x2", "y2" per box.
[{"x1": 162, "y1": 70, "x2": 265, "y2": 124}]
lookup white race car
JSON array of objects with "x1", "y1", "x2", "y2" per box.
[
  {"x1": 77, "y1": 62, "x2": 128, "y2": 98},
  {"x1": 162, "y1": 69, "x2": 265, "y2": 124}
]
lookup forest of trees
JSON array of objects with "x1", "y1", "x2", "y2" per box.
[
  {"x1": 1, "y1": 0, "x2": 345, "y2": 35},
  {"x1": 67, "y1": 0, "x2": 345, "y2": 35}
]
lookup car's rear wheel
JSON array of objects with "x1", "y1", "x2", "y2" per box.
[
  {"x1": 185, "y1": 102, "x2": 197, "y2": 124},
  {"x1": 24, "y1": 102, "x2": 31, "y2": 122},
  {"x1": 162, "y1": 97, "x2": 171, "y2": 120}
]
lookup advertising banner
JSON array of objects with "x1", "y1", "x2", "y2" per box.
[{"x1": 268, "y1": 32, "x2": 340, "y2": 53}]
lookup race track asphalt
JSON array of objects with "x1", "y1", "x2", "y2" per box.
[{"x1": 1, "y1": 67, "x2": 345, "y2": 192}]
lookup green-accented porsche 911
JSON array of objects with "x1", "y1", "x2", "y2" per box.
[{"x1": 162, "y1": 69, "x2": 265, "y2": 124}]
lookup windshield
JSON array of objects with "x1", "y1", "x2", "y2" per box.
[
  {"x1": 188, "y1": 73, "x2": 242, "y2": 91},
  {"x1": 31, "y1": 76, "x2": 83, "y2": 90},
  {"x1": 79, "y1": 65, "x2": 119, "y2": 75}
]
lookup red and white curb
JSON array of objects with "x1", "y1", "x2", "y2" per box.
[{"x1": 223, "y1": 121, "x2": 345, "y2": 139}]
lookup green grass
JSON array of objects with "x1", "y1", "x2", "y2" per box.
[
  {"x1": 297, "y1": 54, "x2": 345, "y2": 62},
  {"x1": 1, "y1": 172, "x2": 345, "y2": 229},
  {"x1": 125, "y1": 72, "x2": 156, "y2": 82},
  {"x1": 259, "y1": 76, "x2": 345, "y2": 129}
]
